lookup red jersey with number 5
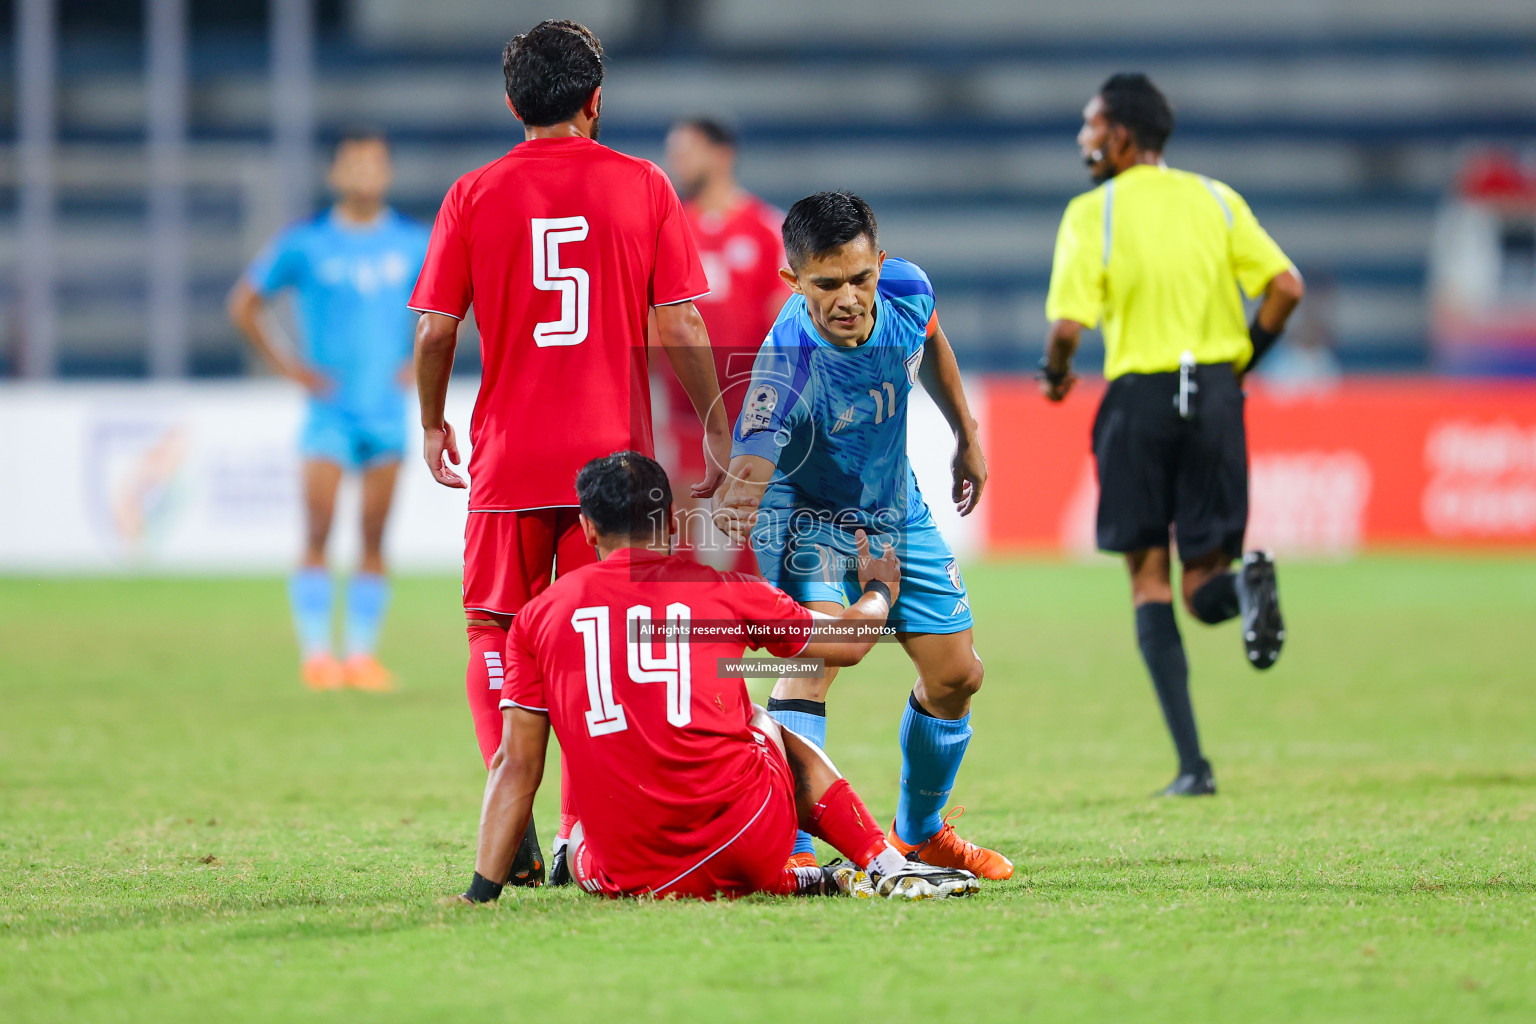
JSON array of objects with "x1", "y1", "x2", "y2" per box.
[
  {"x1": 499, "y1": 548, "x2": 813, "y2": 893},
  {"x1": 409, "y1": 138, "x2": 709, "y2": 511}
]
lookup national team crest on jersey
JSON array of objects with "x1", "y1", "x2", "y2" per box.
[
  {"x1": 905, "y1": 347, "x2": 924, "y2": 387},
  {"x1": 740, "y1": 384, "x2": 779, "y2": 438},
  {"x1": 945, "y1": 558, "x2": 963, "y2": 592}
]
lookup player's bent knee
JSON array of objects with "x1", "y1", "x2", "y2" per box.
[
  {"x1": 954, "y1": 658, "x2": 985, "y2": 699},
  {"x1": 749, "y1": 705, "x2": 788, "y2": 759},
  {"x1": 919, "y1": 658, "x2": 984, "y2": 713}
]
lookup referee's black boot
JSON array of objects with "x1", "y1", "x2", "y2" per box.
[
  {"x1": 1237, "y1": 550, "x2": 1286, "y2": 670},
  {"x1": 1157, "y1": 760, "x2": 1216, "y2": 797}
]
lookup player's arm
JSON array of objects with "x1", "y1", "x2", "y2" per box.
[
  {"x1": 654, "y1": 301, "x2": 731, "y2": 499},
  {"x1": 717, "y1": 339, "x2": 803, "y2": 540},
  {"x1": 1244, "y1": 268, "x2": 1306, "y2": 374},
  {"x1": 713, "y1": 454, "x2": 774, "y2": 544},
  {"x1": 918, "y1": 319, "x2": 987, "y2": 516},
  {"x1": 459, "y1": 707, "x2": 550, "y2": 903},
  {"x1": 1041, "y1": 319, "x2": 1084, "y2": 402},
  {"x1": 798, "y1": 529, "x2": 901, "y2": 667},
  {"x1": 225, "y1": 279, "x2": 330, "y2": 396},
  {"x1": 414, "y1": 311, "x2": 466, "y2": 489}
]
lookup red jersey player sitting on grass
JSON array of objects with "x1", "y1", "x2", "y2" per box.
[{"x1": 454, "y1": 452, "x2": 980, "y2": 902}]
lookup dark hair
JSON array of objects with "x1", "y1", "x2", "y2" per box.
[
  {"x1": 673, "y1": 117, "x2": 737, "y2": 149},
  {"x1": 1099, "y1": 73, "x2": 1174, "y2": 152},
  {"x1": 782, "y1": 191, "x2": 879, "y2": 269},
  {"x1": 502, "y1": 20, "x2": 605, "y2": 127},
  {"x1": 333, "y1": 127, "x2": 388, "y2": 156},
  {"x1": 576, "y1": 451, "x2": 672, "y2": 540}
]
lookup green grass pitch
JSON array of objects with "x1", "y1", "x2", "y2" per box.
[{"x1": 2, "y1": 556, "x2": 1534, "y2": 1022}]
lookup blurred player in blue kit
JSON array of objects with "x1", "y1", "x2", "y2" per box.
[
  {"x1": 228, "y1": 131, "x2": 429, "y2": 692},
  {"x1": 714, "y1": 192, "x2": 1013, "y2": 881}
]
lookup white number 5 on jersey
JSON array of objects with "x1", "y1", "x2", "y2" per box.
[{"x1": 532, "y1": 216, "x2": 590, "y2": 347}]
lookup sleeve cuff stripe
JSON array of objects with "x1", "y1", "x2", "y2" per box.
[
  {"x1": 407, "y1": 305, "x2": 464, "y2": 320},
  {"x1": 655, "y1": 290, "x2": 711, "y2": 307},
  {"x1": 497, "y1": 699, "x2": 549, "y2": 712}
]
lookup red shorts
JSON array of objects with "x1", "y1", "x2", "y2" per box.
[
  {"x1": 462, "y1": 508, "x2": 597, "y2": 617},
  {"x1": 573, "y1": 734, "x2": 798, "y2": 900}
]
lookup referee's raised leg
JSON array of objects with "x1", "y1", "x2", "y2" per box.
[{"x1": 1038, "y1": 73, "x2": 1305, "y2": 797}]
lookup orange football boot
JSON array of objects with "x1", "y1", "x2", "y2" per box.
[
  {"x1": 343, "y1": 654, "x2": 396, "y2": 693},
  {"x1": 784, "y1": 851, "x2": 819, "y2": 871},
  {"x1": 887, "y1": 807, "x2": 1014, "y2": 880},
  {"x1": 301, "y1": 654, "x2": 345, "y2": 691}
]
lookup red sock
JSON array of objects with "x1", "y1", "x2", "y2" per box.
[
  {"x1": 809, "y1": 778, "x2": 888, "y2": 870},
  {"x1": 465, "y1": 623, "x2": 507, "y2": 767},
  {"x1": 557, "y1": 753, "x2": 578, "y2": 841},
  {"x1": 471, "y1": 622, "x2": 578, "y2": 833}
]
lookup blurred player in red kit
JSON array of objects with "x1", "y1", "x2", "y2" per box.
[
  {"x1": 452, "y1": 452, "x2": 979, "y2": 903},
  {"x1": 658, "y1": 118, "x2": 789, "y2": 570},
  {"x1": 411, "y1": 21, "x2": 730, "y2": 884}
]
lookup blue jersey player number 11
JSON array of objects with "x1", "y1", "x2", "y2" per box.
[{"x1": 713, "y1": 191, "x2": 1014, "y2": 883}]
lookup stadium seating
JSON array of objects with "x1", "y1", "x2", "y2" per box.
[{"x1": 1, "y1": 0, "x2": 1533, "y2": 376}]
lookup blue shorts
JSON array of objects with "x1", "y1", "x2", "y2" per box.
[
  {"x1": 300, "y1": 403, "x2": 405, "y2": 469},
  {"x1": 750, "y1": 502, "x2": 973, "y2": 635}
]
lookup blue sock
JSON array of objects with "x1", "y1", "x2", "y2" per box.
[
  {"x1": 344, "y1": 573, "x2": 391, "y2": 658},
  {"x1": 768, "y1": 698, "x2": 827, "y2": 857},
  {"x1": 895, "y1": 692, "x2": 972, "y2": 845},
  {"x1": 288, "y1": 568, "x2": 333, "y2": 660}
]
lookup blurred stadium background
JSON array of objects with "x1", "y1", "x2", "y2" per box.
[{"x1": 2, "y1": 0, "x2": 1535, "y2": 571}]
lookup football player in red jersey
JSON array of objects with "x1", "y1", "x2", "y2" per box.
[
  {"x1": 411, "y1": 21, "x2": 731, "y2": 882},
  {"x1": 657, "y1": 119, "x2": 789, "y2": 571},
  {"x1": 453, "y1": 453, "x2": 980, "y2": 902}
]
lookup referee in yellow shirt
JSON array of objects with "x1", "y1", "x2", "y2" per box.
[{"x1": 1041, "y1": 73, "x2": 1304, "y2": 796}]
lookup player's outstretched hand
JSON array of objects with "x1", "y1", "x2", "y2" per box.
[
  {"x1": 855, "y1": 528, "x2": 901, "y2": 605},
  {"x1": 952, "y1": 437, "x2": 988, "y2": 517},
  {"x1": 424, "y1": 421, "x2": 467, "y2": 489},
  {"x1": 692, "y1": 428, "x2": 731, "y2": 499},
  {"x1": 711, "y1": 463, "x2": 760, "y2": 544}
]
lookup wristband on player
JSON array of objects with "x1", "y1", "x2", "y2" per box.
[
  {"x1": 464, "y1": 871, "x2": 504, "y2": 904},
  {"x1": 1247, "y1": 318, "x2": 1282, "y2": 370},
  {"x1": 1036, "y1": 358, "x2": 1071, "y2": 387},
  {"x1": 862, "y1": 579, "x2": 893, "y2": 607}
]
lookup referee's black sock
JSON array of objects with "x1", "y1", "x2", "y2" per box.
[
  {"x1": 1135, "y1": 602, "x2": 1205, "y2": 775},
  {"x1": 1189, "y1": 572, "x2": 1240, "y2": 625}
]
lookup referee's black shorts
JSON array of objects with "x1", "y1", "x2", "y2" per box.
[{"x1": 1091, "y1": 363, "x2": 1248, "y2": 561}]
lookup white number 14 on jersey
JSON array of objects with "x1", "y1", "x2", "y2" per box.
[{"x1": 570, "y1": 603, "x2": 692, "y2": 737}]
